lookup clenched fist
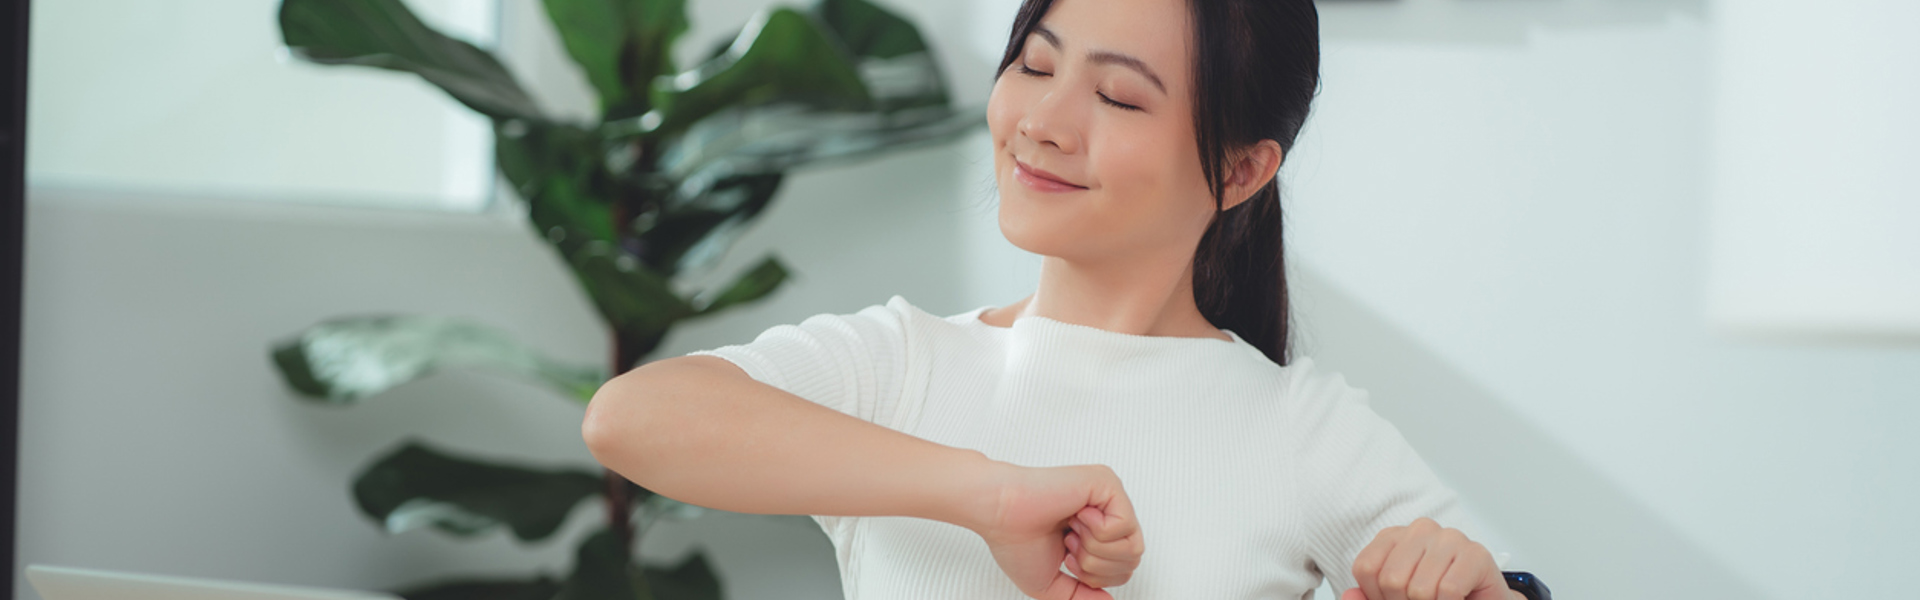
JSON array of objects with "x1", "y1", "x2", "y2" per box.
[
  {"x1": 1343, "y1": 517, "x2": 1518, "y2": 600},
  {"x1": 970, "y1": 463, "x2": 1145, "y2": 600}
]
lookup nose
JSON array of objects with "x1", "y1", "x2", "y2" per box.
[{"x1": 1018, "y1": 87, "x2": 1083, "y2": 156}]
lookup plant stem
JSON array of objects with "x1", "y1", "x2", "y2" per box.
[
  {"x1": 604, "y1": 332, "x2": 645, "y2": 553},
  {"x1": 604, "y1": 466, "x2": 636, "y2": 552}
]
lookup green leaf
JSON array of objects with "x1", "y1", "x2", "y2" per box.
[
  {"x1": 642, "y1": 174, "x2": 784, "y2": 274},
  {"x1": 555, "y1": 529, "x2": 643, "y2": 600},
  {"x1": 647, "y1": 8, "x2": 872, "y2": 137},
  {"x1": 695, "y1": 257, "x2": 789, "y2": 316},
  {"x1": 541, "y1": 0, "x2": 689, "y2": 119},
  {"x1": 811, "y1": 0, "x2": 929, "y2": 60},
  {"x1": 810, "y1": 0, "x2": 948, "y2": 111},
  {"x1": 650, "y1": 104, "x2": 982, "y2": 204},
  {"x1": 353, "y1": 441, "x2": 613, "y2": 542},
  {"x1": 638, "y1": 552, "x2": 722, "y2": 600},
  {"x1": 396, "y1": 576, "x2": 564, "y2": 600},
  {"x1": 495, "y1": 121, "x2": 617, "y2": 245},
  {"x1": 279, "y1": 0, "x2": 543, "y2": 121},
  {"x1": 564, "y1": 240, "x2": 695, "y2": 341},
  {"x1": 271, "y1": 315, "x2": 604, "y2": 403}
]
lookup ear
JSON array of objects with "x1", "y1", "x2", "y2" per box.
[{"x1": 1221, "y1": 139, "x2": 1284, "y2": 211}]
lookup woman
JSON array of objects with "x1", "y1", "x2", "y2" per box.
[{"x1": 583, "y1": 0, "x2": 1521, "y2": 598}]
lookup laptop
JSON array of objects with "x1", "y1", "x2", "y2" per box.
[{"x1": 26, "y1": 565, "x2": 403, "y2": 600}]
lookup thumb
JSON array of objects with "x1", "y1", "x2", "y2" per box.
[
  {"x1": 1464, "y1": 569, "x2": 1513, "y2": 600},
  {"x1": 1341, "y1": 588, "x2": 1368, "y2": 600},
  {"x1": 1038, "y1": 570, "x2": 1105, "y2": 600}
]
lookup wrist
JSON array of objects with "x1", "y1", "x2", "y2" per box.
[{"x1": 943, "y1": 451, "x2": 1014, "y2": 535}]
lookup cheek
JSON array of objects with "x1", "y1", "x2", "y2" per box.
[{"x1": 1091, "y1": 126, "x2": 1214, "y2": 239}]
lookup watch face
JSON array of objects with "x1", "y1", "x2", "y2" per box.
[{"x1": 1502, "y1": 571, "x2": 1551, "y2": 600}]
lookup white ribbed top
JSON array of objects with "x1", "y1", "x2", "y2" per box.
[{"x1": 692, "y1": 296, "x2": 1474, "y2": 600}]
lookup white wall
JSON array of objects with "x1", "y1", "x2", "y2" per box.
[
  {"x1": 1288, "y1": 2, "x2": 1920, "y2": 598},
  {"x1": 20, "y1": 1, "x2": 1920, "y2": 600}
]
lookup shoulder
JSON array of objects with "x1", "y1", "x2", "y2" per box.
[{"x1": 1277, "y1": 357, "x2": 1371, "y2": 409}]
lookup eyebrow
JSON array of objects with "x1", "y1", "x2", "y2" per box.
[{"x1": 1031, "y1": 25, "x2": 1168, "y2": 96}]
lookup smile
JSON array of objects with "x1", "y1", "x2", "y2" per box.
[{"x1": 1013, "y1": 159, "x2": 1088, "y2": 193}]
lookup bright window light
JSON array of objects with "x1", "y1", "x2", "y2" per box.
[{"x1": 27, "y1": 0, "x2": 500, "y2": 212}]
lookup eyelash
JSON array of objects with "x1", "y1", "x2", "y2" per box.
[{"x1": 1015, "y1": 63, "x2": 1144, "y2": 112}]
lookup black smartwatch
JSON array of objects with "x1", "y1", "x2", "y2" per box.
[{"x1": 1502, "y1": 571, "x2": 1551, "y2": 600}]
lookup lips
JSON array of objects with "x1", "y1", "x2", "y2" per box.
[{"x1": 1013, "y1": 159, "x2": 1087, "y2": 192}]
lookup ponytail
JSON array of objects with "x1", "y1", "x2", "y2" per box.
[{"x1": 1193, "y1": 183, "x2": 1289, "y2": 365}]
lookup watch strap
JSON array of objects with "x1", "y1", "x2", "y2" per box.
[{"x1": 1502, "y1": 571, "x2": 1551, "y2": 600}]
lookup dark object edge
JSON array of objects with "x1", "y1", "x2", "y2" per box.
[{"x1": 1, "y1": 0, "x2": 29, "y2": 597}]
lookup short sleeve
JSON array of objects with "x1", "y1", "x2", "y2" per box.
[
  {"x1": 1285, "y1": 359, "x2": 1482, "y2": 594},
  {"x1": 687, "y1": 299, "x2": 912, "y2": 427}
]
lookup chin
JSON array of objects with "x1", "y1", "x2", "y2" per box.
[{"x1": 996, "y1": 179, "x2": 1086, "y2": 261}]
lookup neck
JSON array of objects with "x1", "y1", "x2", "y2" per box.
[{"x1": 995, "y1": 251, "x2": 1227, "y2": 341}]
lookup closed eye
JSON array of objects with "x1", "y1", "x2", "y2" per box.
[
  {"x1": 1098, "y1": 92, "x2": 1142, "y2": 112},
  {"x1": 1016, "y1": 62, "x2": 1142, "y2": 112}
]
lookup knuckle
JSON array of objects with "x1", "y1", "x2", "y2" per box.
[
  {"x1": 1380, "y1": 572, "x2": 1410, "y2": 591},
  {"x1": 1351, "y1": 559, "x2": 1381, "y2": 579},
  {"x1": 1408, "y1": 585, "x2": 1436, "y2": 600},
  {"x1": 1439, "y1": 581, "x2": 1471, "y2": 599},
  {"x1": 1351, "y1": 553, "x2": 1382, "y2": 573},
  {"x1": 1372, "y1": 526, "x2": 1403, "y2": 542}
]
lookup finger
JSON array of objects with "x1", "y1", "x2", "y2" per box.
[
  {"x1": 1352, "y1": 529, "x2": 1399, "y2": 600},
  {"x1": 1378, "y1": 533, "x2": 1427, "y2": 600},
  {"x1": 1069, "y1": 518, "x2": 1143, "y2": 566},
  {"x1": 1076, "y1": 505, "x2": 1136, "y2": 544},
  {"x1": 1037, "y1": 570, "x2": 1087, "y2": 600},
  {"x1": 1065, "y1": 528, "x2": 1134, "y2": 587},
  {"x1": 1062, "y1": 541, "x2": 1092, "y2": 581},
  {"x1": 1341, "y1": 588, "x2": 1368, "y2": 600},
  {"x1": 1406, "y1": 544, "x2": 1456, "y2": 600},
  {"x1": 1085, "y1": 488, "x2": 1140, "y2": 544},
  {"x1": 1457, "y1": 551, "x2": 1510, "y2": 600},
  {"x1": 1068, "y1": 582, "x2": 1114, "y2": 600}
]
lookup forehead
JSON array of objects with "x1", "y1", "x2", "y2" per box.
[{"x1": 1034, "y1": 0, "x2": 1192, "y2": 81}]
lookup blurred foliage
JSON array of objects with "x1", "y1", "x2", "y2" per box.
[{"x1": 269, "y1": 0, "x2": 980, "y2": 597}]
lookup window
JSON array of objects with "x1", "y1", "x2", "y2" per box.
[{"x1": 28, "y1": 0, "x2": 499, "y2": 211}]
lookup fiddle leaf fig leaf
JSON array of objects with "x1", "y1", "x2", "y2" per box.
[
  {"x1": 642, "y1": 174, "x2": 783, "y2": 274},
  {"x1": 353, "y1": 441, "x2": 614, "y2": 542},
  {"x1": 554, "y1": 529, "x2": 642, "y2": 600},
  {"x1": 652, "y1": 104, "x2": 981, "y2": 202},
  {"x1": 494, "y1": 121, "x2": 616, "y2": 245},
  {"x1": 695, "y1": 256, "x2": 789, "y2": 316},
  {"x1": 637, "y1": 552, "x2": 722, "y2": 600},
  {"x1": 810, "y1": 0, "x2": 928, "y2": 59},
  {"x1": 811, "y1": 0, "x2": 948, "y2": 110},
  {"x1": 563, "y1": 240, "x2": 695, "y2": 341},
  {"x1": 541, "y1": 0, "x2": 689, "y2": 120},
  {"x1": 279, "y1": 0, "x2": 544, "y2": 122},
  {"x1": 395, "y1": 576, "x2": 564, "y2": 600},
  {"x1": 272, "y1": 316, "x2": 603, "y2": 403},
  {"x1": 647, "y1": 8, "x2": 872, "y2": 137}
]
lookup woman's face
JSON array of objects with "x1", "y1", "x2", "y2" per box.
[{"x1": 988, "y1": 0, "x2": 1212, "y2": 265}]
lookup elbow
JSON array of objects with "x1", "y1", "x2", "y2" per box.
[{"x1": 581, "y1": 368, "x2": 656, "y2": 478}]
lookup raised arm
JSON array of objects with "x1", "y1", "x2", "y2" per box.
[
  {"x1": 582, "y1": 355, "x2": 1001, "y2": 528},
  {"x1": 581, "y1": 355, "x2": 1142, "y2": 599}
]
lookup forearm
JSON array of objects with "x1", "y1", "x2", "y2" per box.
[{"x1": 583, "y1": 355, "x2": 1003, "y2": 532}]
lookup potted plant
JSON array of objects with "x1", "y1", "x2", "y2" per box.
[{"x1": 267, "y1": 0, "x2": 979, "y2": 597}]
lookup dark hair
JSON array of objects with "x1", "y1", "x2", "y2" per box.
[{"x1": 996, "y1": 0, "x2": 1319, "y2": 366}]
